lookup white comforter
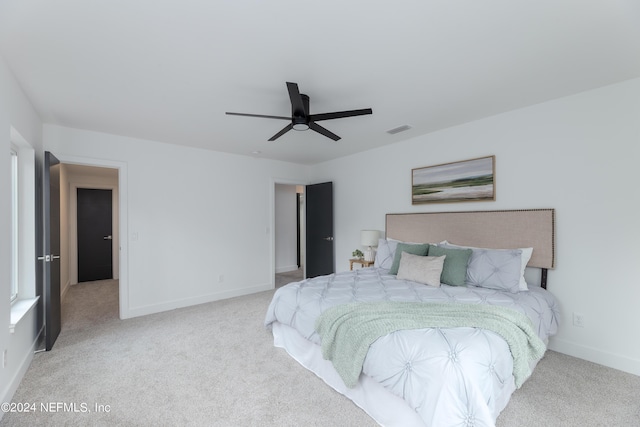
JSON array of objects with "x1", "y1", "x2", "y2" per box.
[{"x1": 264, "y1": 268, "x2": 559, "y2": 427}]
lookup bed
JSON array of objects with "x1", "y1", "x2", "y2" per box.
[{"x1": 264, "y1": 209, "x2": 559, "y2": 427}]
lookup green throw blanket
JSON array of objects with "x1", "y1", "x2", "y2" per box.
[{"x1": 315, "y1": 302, "x2": 546, "y2": 389}]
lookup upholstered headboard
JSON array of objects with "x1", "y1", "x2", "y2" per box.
[{"x1": 386, "y1": 209, "x2": 555, "y2": 286}]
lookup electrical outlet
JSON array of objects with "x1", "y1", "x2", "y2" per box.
[
  {"x1": 3, "y1": 349, "x2": 7, "y2": 368},
  {"x1": 218, "y1": 275, "x2": 224, "y2": 283},
  {"x1": 573, "y1": 312, "x2": 585, "y2": 328}
]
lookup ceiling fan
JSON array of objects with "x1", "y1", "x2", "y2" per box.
[{"x1": 226, "y1": 82, "x2": 373, "y2": 141}]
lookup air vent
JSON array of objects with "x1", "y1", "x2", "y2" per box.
[{"x1": 386, "y1": 124, "x2": 412, "y2": 135}]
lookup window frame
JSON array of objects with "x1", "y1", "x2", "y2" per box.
[{"x1": 10, "y1": 147, "x2": 19, "y2": 302}]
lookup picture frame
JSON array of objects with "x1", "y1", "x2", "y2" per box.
[{"x1": 412, "y1": 155, "x2": 495, "y2": 204}]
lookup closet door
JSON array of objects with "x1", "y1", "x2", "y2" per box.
[
  {"x1": 77, "y1": 188, "x2": 113, "y2": 282},
  {"x1": 305, "y1": 182, "x2": 334, "y2": 278}
]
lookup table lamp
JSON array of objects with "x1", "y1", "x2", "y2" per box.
[{"x1": 361, "y1": 230, "x2": 380, "y2": 262}]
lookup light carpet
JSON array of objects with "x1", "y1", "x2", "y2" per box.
[
  {"x1": 2, "y1": 279, "x2": 639, "y2": 426},
  {"x1": 275, "y1": 269, "x2": 304, "y2": 288}
]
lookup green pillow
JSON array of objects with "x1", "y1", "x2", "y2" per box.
[
  {"x1": 389, "y1": 243, "x2": 429, "y2": 275},
  {"x1": 427, "y1": 245, "x2": 472, "y2": 286}
]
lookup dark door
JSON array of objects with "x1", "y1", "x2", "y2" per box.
[
  {"x1": 305, "y1": 182, "x2": 334, "y2": 278},
  {"x1": 43, "y1": 151, "x2": 61, "y2": 351},
  {"x1": 77, "y1": 188, "x2": 113, "y2": 282}
]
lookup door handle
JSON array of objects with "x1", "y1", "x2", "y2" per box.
[
  {"x1": 104, "y1": 235, "x2": 113, "y2": 240},
  {"x1": 323, "y1": 237, "x2": 334, "y2": 241}
]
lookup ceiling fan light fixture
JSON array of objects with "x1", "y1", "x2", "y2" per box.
[
  {"x1": 292, "y1": 116, "x2": 309, "y2": 131},
  {"x1": 292, "y1": 123, "x2": 309, "y2": 131}
]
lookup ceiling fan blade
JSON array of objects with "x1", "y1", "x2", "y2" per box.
[
  {"x1": 286, "y1": 82, "x2": 307, "y2": 116},
  {"x1": 226, "y1": 112, "x2": 291, "y2": 120},
  {"x1": 309, "y1": 108, "x2": 372, "y2": 122},
  {"x1": 309, "y1": 122, "x2": 340, "y2": 141},
  {"x1": 268, "y1": 123, "x2": 294, "y2": 141}
]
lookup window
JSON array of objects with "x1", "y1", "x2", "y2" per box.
[
  {"x1": 10, "y1": 148, "x2": 19, "y2": 301},
  {"x1": 9, "y1": 128, "x2": 37, "y2": 331}
]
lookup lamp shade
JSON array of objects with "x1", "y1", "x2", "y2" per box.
[{"x1": 360, "y1": 230, "x2": 380, "y2": 247}]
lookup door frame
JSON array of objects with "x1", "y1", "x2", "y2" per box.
[
  {"x1": 270, "y1": 178, "x2": 308, "y2": 287},
  {"x1": 70, "y1": 184, "x2": 119, "y2": 285},
  {"x1": 55, "y1": 154, "x2": 129, "y2": 319}
]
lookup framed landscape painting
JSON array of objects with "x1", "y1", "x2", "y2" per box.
[{"x1": 412, "y1": 156, "x2": 495, "y2": 204}]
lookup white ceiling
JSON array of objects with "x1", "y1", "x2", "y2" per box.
[{"x1": 1, "y1": 1, "x2": 639, "y2": 165}]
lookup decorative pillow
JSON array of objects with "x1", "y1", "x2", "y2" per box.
[
  {"x1": 427, "y1": 245, "x2": 472, "y2": 287},
  {"x1": 373, "y1": 238, "x2": 399, "y2": 269},
  {"x1": 389, "y1": 243, "x2": 430, "y2": 275},
  {"x1": 439, "y1": 243, "x2": 522, "y2": 293},
  {"x1": 396, "y1": 253, "x2": 446, "y2": 287},
  {"x1": 441, "y1": 240, "x2": 533, "y2": 291}
]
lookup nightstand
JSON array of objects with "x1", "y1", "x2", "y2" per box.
[{"x1": 349, "y1": 258, "x2": 374, "y2": 270}]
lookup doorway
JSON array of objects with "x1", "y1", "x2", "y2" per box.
[
  {"x1": 64, "y1": 164, "x2": 120, "y2": 288},
  {"x1": 274, "y1": 183, "x2": 304, "y2": 287},
  {"x1": 39, "y1": 152, "x2": 129, "y2": 353},
  {"x1": 58, "y1": 162, "x2": 125, "y2": 323},
  {"x1": 272, "y1": 180, "x2": 334, "y2": 287}
]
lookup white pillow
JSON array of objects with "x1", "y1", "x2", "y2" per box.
[
  {"x1": 374, "y1": 238, "x2": 400, "y2": 269},
  {"x1": 396, "y1": 252, "x2": 446, "y2": 287},
  {"x1": 440, "y1": 240, "x2": 533, "y2": 291}
]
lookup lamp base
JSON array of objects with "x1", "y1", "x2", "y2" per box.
[{"x1": 364, "y1": 248, "x2": 376, "y2": 262}]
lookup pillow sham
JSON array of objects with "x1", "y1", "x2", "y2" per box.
[
  {"x1": 441, "y1": 240, "x2": 533, "y2": 291},
  {"x1": 439, "y1": 242, "x2": 522, "y2": 293},
  {"x1": 389, "y1": 242, "x2": 430, "y2": 275},
  {"x1": 396, "y1": 253, "x2": 446, "y2": 287},
  {"x1": 373, "y1": 238, "x2": 399, "y2": 270},
  {"x1": 427, "y1": 245, "x2": 472, "y2": 287}
]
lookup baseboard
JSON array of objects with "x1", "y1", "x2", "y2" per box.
[
  {"x1": 122, "y1": 282, "x2": 273, "y2": 319},
  {"x1": 275, "y1": 265, "x2": 299, "y2": 274},
  {"x1": 0, "y1": 328, "x2": 39, "y2": 419},
  {"x1": 61, "y1": 280, "x2": 71, "y2": 301},
  {"x1": 549, "y1": 337, "x2": 640, "y2": 377}
]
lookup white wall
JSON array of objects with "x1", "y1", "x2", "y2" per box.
[
  {"x1": 44, "y1": 125, "x2": 309, "y2": 318},
  {"x1": 0, "y1": 55, "x2": 43, "y2": 409},
  {"x1": 310, "y1": 77, "x2": 640, "y2": 377},
  {"x1": 274, "y1": 184, "x2": 298, "y2": 273}
]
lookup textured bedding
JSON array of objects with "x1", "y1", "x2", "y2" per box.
[
  {"x1": 316, "y1": 302, "x2": 546, "y2": 389},
  {"x1": 264, "y1": 267, "x2": 559, "y2": 426}
]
